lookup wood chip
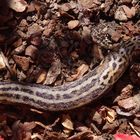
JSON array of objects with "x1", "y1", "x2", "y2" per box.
[
  {"x1": 8, "y1": 0, "x2": 28, "y2": 12},
  {"x1": 25, "y1": 45, "x2": 38, "y2": 59},
  {"x1": 27, "y1": 23, "x2": 43, "y2": 37},
  {"x1": 118, "y1": 95, "x2": 138, "y2": 110},
  {"x1": 67, "y1": 20, "x2": 79, "y2": 29},
  {"x1": 107, "y1": 29, "x2": 121, "y2": 42},
  {"x1": 14, "y1": 42, "x2": 26, "y2": 54},
  {"x1": 78, "y1": 0, "x2": 101, "y2": 9},
  {"x1": 59, "y1": 3, "x2": 72, "y2": 12},
  {"x1": 115, "y1": 5, "x2": 136, "y2": 21},
  {"x1": 30, "y1": 35, "x2": 42, "y2": 46},
  {"x1": 43, "y1": 20, "x2": 56, "y2": 37},
  {"x1": 13, "y1": 55, "x2": 30, "y2": 71}
]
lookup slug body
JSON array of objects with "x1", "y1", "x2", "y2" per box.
[{"x1": 0, "y1": 37, "x2": 139, "y2": 111}]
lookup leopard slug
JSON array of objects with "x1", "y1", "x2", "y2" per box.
[{"x1": 0, "y1": 36, "x2": 139, "y2": 111}]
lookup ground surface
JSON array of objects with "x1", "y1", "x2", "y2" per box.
[{"x1": 0, "y1": 0, "x2": 140, "y2": 140}]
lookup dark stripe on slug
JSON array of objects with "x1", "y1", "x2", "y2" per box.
[
  {"x1": 22, "y1": 95, "x2": 36, "y2": 104},
  {"x1": 63, "y1": 94, "x2": 72, "y2": 99},
  {"x1": 102, "y1": 72, "x2": 109, "y2": 80},
  {"x1": 0, "y1": 88, "x2": 10, "y2": 91},
  {"x1": 35, "y1": 99, "x2": 48, "y2": 108},
  {"x1": 0, "y1": 93, "x2": 12, "y2": 97},
  {"x1": 0, "y1": 92, "x2": 21, "y2": 100},
  {"x1": 69, "y1": 81, "x2": 97, "y2": 98},
  {"x1": 112, "y1": 62, "x2": 117, "y2": 70},
  {"x1": 112, "y1": 53, "x2": 117, "y2": 60},
  {"x1": 69, "y1": 90, "x2": 79, "y2": 96},
  {"x1": 20, "y1": 88, "x2": 34, "y2": 94},
  {"x1": 126, "y1": 41, "x2": 134, "y2": 47},
  {"x1": 118, "y1": 58, "x2": 122, "y2": 62},
  {"x1": 108, "y1": 75, "x2": 114, "y2": 84},
  {"x1": 35, "y1": 91, "x2": 54, "y2": 100},
  {"x1": 56, "y1": 94, "x2": 61, "y2": 100},
  {"x1": 22, "y1": 96, "x2": 30, "y2": 102},
  {"x1": 15, "y1": 94, "x2": 20, "y2": 99},
  {"x1": 0, "y1": 87, "x2": 33, "y2": 95},
  {"x1": 0, "y1": 87, "x2": 19, "y2": 91}
]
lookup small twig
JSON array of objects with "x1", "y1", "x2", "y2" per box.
[
  {"x1": 129, "y1": 122, "x2": 140, "y2": 137},
  {"x1": 31, "y1": 133, "x2": 43, "y2": 140},
  {"x1": 35, "y1": 121, "x2": 51, "y2": 130}
]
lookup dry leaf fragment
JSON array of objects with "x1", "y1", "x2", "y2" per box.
[
  {"x1": 0, "y1": 52, "x2": 6, "y2": 70},
  {"x1": 36, "y1": 70, "x2": 47, "y2": 84},
  {"x1": 44, "y1": 59, "x2": 61, "y2": 85},
  {"x1": 106, "y1": 109, "x2": 116, "y2": 123},
  {"x1": 0, "y1": 51, "x2": 15, "y2": 76},
  {"x1": 121, "y1": 84, "x2": 133, "y2": 96},
  {"x1": 68, "y1": 20, "x2": 79, "y2": 29},
  {"x1": 99, "y1": 107, "x2": 116, "y2": 123},
  {"x1": 62, "y1": 114, "x2": 74, "y2": 131},
  {"x1": 92, "y1": 111, "x2": 103, "y2": 125},
  {"x1": 8, "y1": 0, "x2": 28, "y2": 12},
  {"x1": 67, "y1": 64, "x2": 89, "y2": 81}
]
